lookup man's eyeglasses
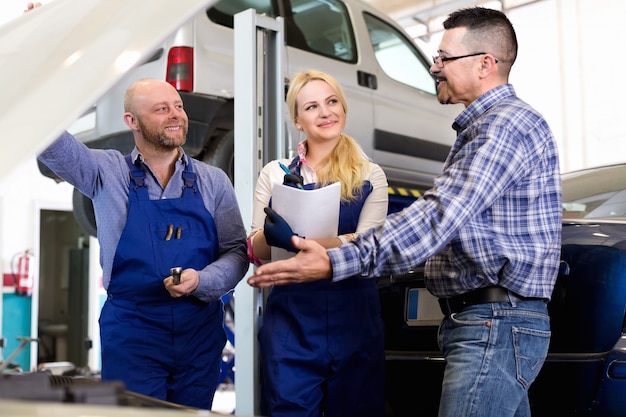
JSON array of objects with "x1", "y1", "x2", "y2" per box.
[{"x1": 432, "y1": 52, "x2": 495, "y2": 68}]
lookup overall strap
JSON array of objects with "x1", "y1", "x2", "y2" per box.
[
  {"x1": 124, "y1": 154, "x2": 149, "y2": 200},
  {"x1": 287, "y1": 155, "x2": 302, "y2": 177},
  {"x1": 181, "y1": 155, "x2": 198, "y2": 197},
  {"x1": 125, "y1": 154, "x2": 199, "y2": 198}
]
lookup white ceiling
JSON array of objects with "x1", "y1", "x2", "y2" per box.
[{"x1": 361, "y1": 0, "x2": 544, "y2": 40}]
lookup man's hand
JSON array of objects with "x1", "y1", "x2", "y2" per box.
[
  {"x1": 24, "y1": 2, "x2": 42, "y2": 13},
  {"x1": 247, "y1": 236, "x2": 332, "y2": 287},
  {"x1": 264, "y1": 207, "x2": 300, "y2": 252},
  {"x1": 163, "y1": 268, "x2": 199, "y2": 298}
]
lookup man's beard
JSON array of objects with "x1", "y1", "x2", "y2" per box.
[
  {"x1": 437, "y1": 84, "x2": 452, "y2": 105},
  {"x1": 138, "y1": 119, "x2": 187, "y2": 149},
  {"x1": 438, "y1": 95, "x2": 452, "y2": 105}
]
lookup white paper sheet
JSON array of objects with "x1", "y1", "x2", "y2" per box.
[{"x1": 270, "y1": 181, "x2": 341, "y2": 261}]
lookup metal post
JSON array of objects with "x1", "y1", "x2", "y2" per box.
[{"x1": 233, "y1": 9, "x2": 284, "y2": 416}]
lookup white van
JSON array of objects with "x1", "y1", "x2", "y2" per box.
[{"x1": 56, "y1": 0, "x2": 459, "y2": 235}]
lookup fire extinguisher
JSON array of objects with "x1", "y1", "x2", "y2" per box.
[{"x1": 13, "y1": 250, "x2": 34, "y2": 297}]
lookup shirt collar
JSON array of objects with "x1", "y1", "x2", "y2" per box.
[
  {"x1": 130, "y1": 146, "x2": 187, "y2": 165},
  {"x1": 453, "y1": 84, "x2": 516, "y2": 132},
  {"x1": 297, "y1": 140, "x2": 309, "y2": 166}
]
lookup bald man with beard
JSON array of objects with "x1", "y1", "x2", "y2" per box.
[{"x1": 38, "y1": 78, "x2": 249, "y2": 409}]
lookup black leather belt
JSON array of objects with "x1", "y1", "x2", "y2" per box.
[{"x1": 438, "y1": 286, "x2": 547, "y2": 316}]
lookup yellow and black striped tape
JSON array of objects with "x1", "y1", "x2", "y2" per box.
[{"x1": 387, "y1": 186, "x2": 423, "y2": 199}]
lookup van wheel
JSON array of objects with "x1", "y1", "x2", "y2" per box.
[
  {"x1": 202, "y1": 130, "x2": 234, "y2": 184},
  {"x1": 73, "y1": 188, "x2": 97, "y2": 237}
]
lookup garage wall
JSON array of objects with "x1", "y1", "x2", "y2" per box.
[
  {"x1": 412, "y1": 0, "x2": 625, "y2": 174},
  {"x1": 511, "y1": 0, "x2": 624, "y2": 173}
]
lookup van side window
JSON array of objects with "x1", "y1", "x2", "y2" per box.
[
  {"x1": 285, "y1": 0, "x2": 356, "y2": 63},
  {"x1": 207, "y1": 0, "x2": 356, "y2": 63},
  {"x1": 363, "y1": 13, "x2": 437, "y2": 95}
]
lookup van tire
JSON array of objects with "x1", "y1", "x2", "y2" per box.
[
  {"x1": 73, "y1": 188, "x2": 97, "y2": 237},
  {"x1": 202, "y1": 130, "x2": 235, "y2": 183}
]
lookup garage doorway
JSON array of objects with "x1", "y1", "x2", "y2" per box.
[{"x1": 37, "y1": 209, "x2": 90, "y2": 370}]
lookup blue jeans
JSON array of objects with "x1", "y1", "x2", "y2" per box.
[{"x1": 437, "y1": 299, "x2": 550, "y2": 417}]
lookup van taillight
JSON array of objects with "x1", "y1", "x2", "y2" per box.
[{"x1": 166, "y1": 46, "x2": 193, "y2": 92}]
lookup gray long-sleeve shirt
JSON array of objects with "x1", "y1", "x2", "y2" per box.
[{"x1": 38, "y1": 131, "x2": 249, "y2": 302}]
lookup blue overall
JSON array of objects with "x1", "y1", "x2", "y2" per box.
[
  {"x1": 99, "y1": 155, "x2": 225, "y2": 409},
  {"x1": 259, "y1": 157, "x2": 386, "y2": 417}
]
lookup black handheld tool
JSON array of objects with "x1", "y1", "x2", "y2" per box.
[{"x1": 171, "y1": 267, "x2": 182, "y2": 285}]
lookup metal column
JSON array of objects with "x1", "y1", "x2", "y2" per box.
[{"x1": 233, "y1": 9, "x2": 285, "y2": 416}]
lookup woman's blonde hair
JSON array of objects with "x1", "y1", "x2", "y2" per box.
[{"x1": 286, "y1": 70, "x2": 371, "y2": 201}]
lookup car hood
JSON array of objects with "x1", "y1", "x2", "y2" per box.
[{"x1": 0, "y1": 0, "x2": 218, "y2": 179}]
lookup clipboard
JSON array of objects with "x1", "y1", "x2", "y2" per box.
[{"x1": 270, "y1": 181, "x2": 341, "y2": 261}]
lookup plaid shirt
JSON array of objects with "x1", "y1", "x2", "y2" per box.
[{"x1": 328, "y1": 84, "x2": 562, "y2": 299}]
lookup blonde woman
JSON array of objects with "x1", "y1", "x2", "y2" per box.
[{"x1": 247, "y1": 70, "x2": 388, "y2": 416}]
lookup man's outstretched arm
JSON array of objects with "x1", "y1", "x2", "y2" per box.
[{"x1": 247, "y1": 236, "x2": 332, "y2": 287}]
